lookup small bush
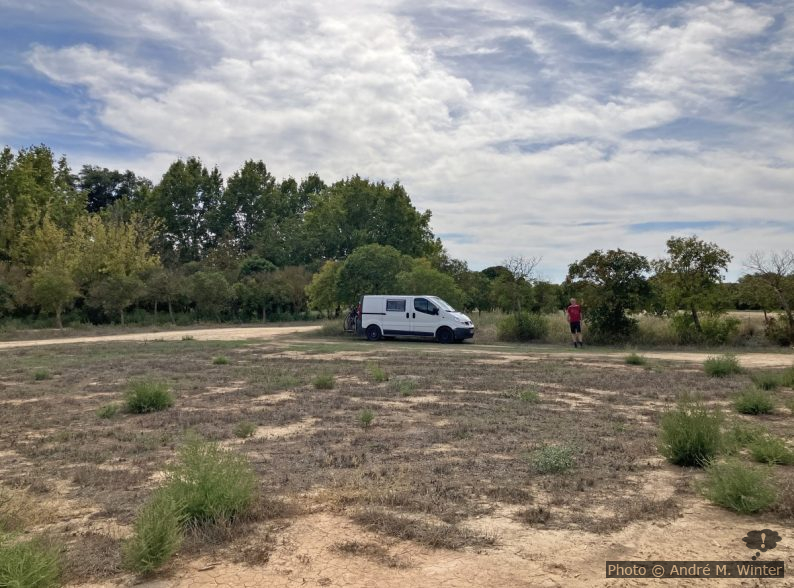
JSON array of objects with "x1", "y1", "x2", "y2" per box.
[
  {"x1": 764, "y1": 315, "x2": 792, "y2": 346},
  {"x1": 96, "y1": 404, "x2": 120, "y2": 419},
  {"x1": 733, "y1": 388, "x2": 775, "y2": 415},
  {"x1": 212, "y1": 356, "x2": 229, "y2": 365},
  {"x1": 518, "y1": 388, "x2": 540, "y2": 403},
  {"x1": 233, "y1": 421, "x2": 256, "y2": 439},
  {"x1": 721, "y1": 421, "x2": 766, "y2": 455},
  {"x1": 749, "y1": 436, "x2": 794, "y2": 465},
  {"x1": 496, "y1": 312, "x2": 549, "y2": 342},
  {"x1": 313, "y1": 374, "x2": 335, "y2": 390},
  {"x1": 358, "y1": 409, "x2": 375, "y2": 428},
  {"x1": 673, "y1": 314, "x2": 741, "y2": 345},
  {"x1": 125, "y1": 381, "x2": 173, "y2": 413},
  {"x1": 181, "y1": 335, "x2": 195, "y2": 341},
  {"x1": 32, "y1": 369, "x2": 50, "y2": 381},
  {"x1": 163, "y1": 436, "x2": 257, "y2": 525},
  {"x1": 658, "y1": 400, "x2": 721, "y2": 467},
  {"x1": 367, "y1": 364, "x2": 389, "y2": 383},
  {"x1": 625, "y1": 353, "x2": 647, "y2": 366},
  {"x1": 780, "y1": 366, "x2": 794, "y2": 388},
  {"x1": 516, "y1": 506, "x2": 551, "y2": 525},
  {"x1": 390, "y1": 379, "x2": 417, "y2": 397},
  {"x1": 702, "y1": 460, "x2": 776, "y2": 514},
  {"x1": 530, "y1": 445, "x2": 575, "y2": 474},
  {"x1": 123, "y1": 492, "x2": 183, "y2": 574},
  {"x1": 750, "y1": 371, "x2": 781, "y2": 391},
  {"x1": 703, "y1": 354, "x2": 742, "y2": 377},
  {"x1": 0, "y1": 536, "x2": 60, "y2": 588}
]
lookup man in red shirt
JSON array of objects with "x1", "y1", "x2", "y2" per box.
[{"x1": 566, "y1": 298, "x2": 583, "y2": 348}]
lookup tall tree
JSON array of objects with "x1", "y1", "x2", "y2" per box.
[
  {"x1": 744, "y1": 250, "x2": 794, "y2": 337},
  {"x1": 79, "y1": 166, "x2": 150, "y2": 213},
  {"x1": 567, "y1": 249, "x2": 652, "y2": 340},
  {"x1": 653, "y1": 236, "x2": 732, "y2": 332},
  {"x1": 336, "y1": 244, "x2": 411, "y2": 304}
]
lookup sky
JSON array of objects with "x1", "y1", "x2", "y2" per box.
[{"x1": 1, "y1": 0, "x2": 792, "y2": 280}]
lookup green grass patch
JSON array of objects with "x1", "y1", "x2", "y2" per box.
[
  {"x1": 212, "y1": 356, "x2": 229, "y2": 365},
  {"x1": 733, "y1": 388, "x2": 775, "y2": 415},
  {"x1": 367, "y1": 363, "x2": 389, "y2": 383},
  {"x1": 624, "y1": 353, "x2": 647, "y2": 366},
  {"x1": 163, "y1": 436, "x2": 257, "y2": 525},
  {"x1": 0, "y1": 536, "x2": 60, "y2": 588},
  {"x1": 749, "y1": 436, "x2": 794, "y2": 465},
  {"x1": 750, "y1": 371, "x2": 781, "y2": 391},
  {"x1": 358, "y1": 409, "x2": 375, "y2": 428},
  {"x1": 125, "y1": 380, "x2": 174, "y2": 414},
  {"x1": 703, "y1": 354, "x2": 742, "y2": 377},
  {"x1": 658, "y1": 400, "x2": 721, "y2": 467},
  {"x1": 32, "y1": 368, "x2": 51, "y2": 381},
  {"x1": 233, "y1": 421, "x2": 256, "y2": 439},
  {"x1": 123, "y1": 492, "x2": 183, "y2": 574},
  {"x1": 518, "y1": 388, "x2": 541, "y2": 403},
  {"x1": 721, "y1": 421, "x2": 766, "y2": 455},
  {"x1": 312, "y1": 373, "x2": 335, "y2": 390},
  {"x1": 702, "y1": 460, "x2": 776, "y2": 514},
  {"x1": 96, "y1": 403, "x2": 121, "y2": 419},
  {"x1": 390, "y1": 379, "x2": 417, "y2": 397},
  {"x1": 780, "y1": 366, "x2": 794, "y2": 388},
  {"x1": 529, "y1": 444, "x2": 575, "y2": 474}
]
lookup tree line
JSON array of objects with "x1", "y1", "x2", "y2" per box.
[{"x1": 0, "y1": 144, "x2": 791, "y2": 345}]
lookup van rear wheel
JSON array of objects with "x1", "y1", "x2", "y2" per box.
[
  {"x1": 365, "y1": 325, "x2": 382, "y2": 341},
  {"x1": 436, "y1": 327, "x2": 454, "y2": 344}
]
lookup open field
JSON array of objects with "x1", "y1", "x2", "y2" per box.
[{"x1": 1, "y1": 334, "x2": 793, "y2": 587}]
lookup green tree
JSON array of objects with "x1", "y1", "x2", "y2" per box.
[
  {"x1": 653, "y1": 236, "x2": 732, "y2": 332},
  {"x1": 79, "y1": 165, "x2": 150, "y2": 213},
  {"x1": 567, "y1": 249, "x2": 652, "y2": 340},
  {"x1": 188, "y1": 271, "x2": 231, "y2": 320},
  {"x1": 336, "y1": 244, "x2": 411, "y2": 304},
  {"x1": 301, "y1": 176, "x2": 438, "y2": 261},
  {"x1": 306, "y1": 260, "x2": 342, "y2": 315},
  {"x1": 29, "y1": 264, "x2": 78, "y2": 328},
  {"x1": 395, "y1": 259, "x2": 465, "y2": 309},
  {"x1": 744, "y1": 250, "x2": 794, "y2": 338},
  {"x1": 88, "y1": 274, "x2": 146, "y2": 325}
]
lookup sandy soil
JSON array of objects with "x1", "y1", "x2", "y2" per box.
[{"x1": 0, "y1": 325, "x2": 321, "y2": 350}]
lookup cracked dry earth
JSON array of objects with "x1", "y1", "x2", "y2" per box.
[{"x1": 1, "y1": 336, "x2": 793, "y2": 587}]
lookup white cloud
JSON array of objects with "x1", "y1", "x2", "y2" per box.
[{"x1": 14, "y1": 0, "x2": 794, "y2": 279}]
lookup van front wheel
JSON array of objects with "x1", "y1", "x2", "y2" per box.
[
  {"x1": 365, "y1": 325, "x2": 382, "y2": 341},
  {"x1": 436, "y1": 327, "x2": 454, "y2": 344}
]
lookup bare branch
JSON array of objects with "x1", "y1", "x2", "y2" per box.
[{"x1": 504, "y1": 255, "x2": 542, "y2": 283}]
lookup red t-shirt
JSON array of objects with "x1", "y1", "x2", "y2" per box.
[{"x1": 567, "y1": 304, "x2": 581, "y2": 322}]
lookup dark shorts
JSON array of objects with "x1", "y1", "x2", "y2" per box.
[{"x1": 569, "y1": 321, "x2": 581, "y2": 334}]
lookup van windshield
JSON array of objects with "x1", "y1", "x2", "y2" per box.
[{"x1": 428, "y1": 297, "x2": 454, "y2": 312}]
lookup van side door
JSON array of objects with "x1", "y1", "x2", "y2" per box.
[
  {"x1": 382, "y1": 298, "x2": 410, "y2": 336},
  {"x1": 411, "y1": 297, "x2": 439, "y2": 337}
]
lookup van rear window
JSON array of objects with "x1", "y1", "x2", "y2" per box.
[{"x1": 386, "y1": 299, "x2": 406, "y2": 312}]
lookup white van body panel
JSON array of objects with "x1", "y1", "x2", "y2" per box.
[{"x1": 358, "y1": 295, "x2": 474, "y2": 341}]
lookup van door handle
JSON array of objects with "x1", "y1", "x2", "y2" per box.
[
  {"x1": 406, "y1": 312, "x2": 409, "y2": 319},
  {"x1": 412, "y1": 312, "x2": 416, "y2": 319}
]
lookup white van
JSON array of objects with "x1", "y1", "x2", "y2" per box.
[{"x1": 356, "y1": 295, "x2": 474, "y2": 343}]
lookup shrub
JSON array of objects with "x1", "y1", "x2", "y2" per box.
[
  {"x1": 313, "y1": 374, "x2": 335, "y2": 390},
  {"x1": 751, "y1": 371, "x2": 781, "y2": 391},
  {"x1": 0, "y1": 536, "x2": 60, "y2": 588},
  {"x1": 181, "y1": 335, "x2": 195, "y2": 341},
  {"x1": 702, "y1": 460, "x2": 776, "y2": 514},
  {"x1": 703, "y1": 354, "x2": 742, "y2": 377},
  {"x1": 96, "y1": 404, "x2": 120, "y2": 419},
  {"x1": 658, "y1": 400, "x2": 721, "y2": 467},
  {"x1": 358, "y1": 409, "x2": 375, "y2": 428},
  {"x1": 212, "y1": 356, "x2": 229, "y2": 365},
  {"x1": 733, "y1": 388, "x2": 775, "y2": 415},
  {"x1": 496, "y1": 312, "x2": 549, "y2": 342},
  {"x1": 749, "y1": 436, "x2": 794, "y2": 465},
  {"x1": 125, "y1": 380, "x2": 173, "y2": 413},
  {"x1": 367, "y1": 364, "x2": 388, "y2": 383},
  {"x1": 163, "y1": 437, "x2": 257, "y2": 525},
  {"x1": 530, "y1": 445, "x2": 575, "y2": 474},
  {"x1": 32, "y1": 369, "x2": 50, "y2": 381},
  {"x1": 123, "y1": 492, "x2": 183, "y2": 574},
  {"x1": 764, "y1": 315, "x2": 792, "y2": 346},
  {"x1": 672, "y1": 314, "x2": 740, "y2": 345},
  {"x1": 721, "y1": 421, "x2": 766, "y2": 455},
  {"x1": 780, "y1": 366, "x2": 794, "y2": 388},
  {"x1": 625, "y1": 353, "x2": 647, "y2": 366},
  {"x1": 390, "y1": 379, "x2": 417, "y2": 397},
  {"x1": 233, "y1": 421, "x2": 256, "y2": 439},
  {"x1": 518, "y1": 388, "x2": 540, "y2": 403}
]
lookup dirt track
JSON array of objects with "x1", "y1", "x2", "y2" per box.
[
  {"x1": 0, "y1": 325, "x2": 321, "y2": 350},
  {"x1": 1, "y1": 326, "x2": 792, "y2": 368}
]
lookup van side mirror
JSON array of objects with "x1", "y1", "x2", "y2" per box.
[{"x1": 433, "y1": 307, "x2": 439, "y2": 315}]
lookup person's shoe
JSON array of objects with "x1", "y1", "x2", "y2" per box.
[{"x1": 572, "y1": 342, "x2": 577, "y2": 348}]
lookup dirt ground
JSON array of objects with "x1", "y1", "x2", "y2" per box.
[{"x1": 1, "y1": 335, "x2": 792, "y2": 587}]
